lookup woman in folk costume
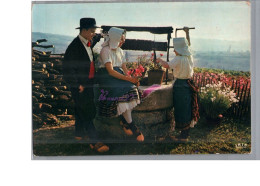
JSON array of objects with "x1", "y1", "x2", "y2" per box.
[
  {"x1": 157, "y1": 27, "x2": 199, "y2": 142},
  {"x1": 97, "y1": 27, "x2": 144, "y2": 142}
]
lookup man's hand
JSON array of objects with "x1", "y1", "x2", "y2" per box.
[{"x1": 79, "y1": 85, "x2": 84, "y2": 93}]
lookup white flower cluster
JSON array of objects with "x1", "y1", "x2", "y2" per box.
[
  {"x1": 201, "y1": 82, "x2": 239, "y2": 103},
  {"x1": 211, "y1": 97, "x2": 216, "y2": 102},
  {"x1": 205, "y1": 82, "x2": 222, "y2": 89}
]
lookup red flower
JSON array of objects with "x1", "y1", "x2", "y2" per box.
[
  {"x1": 160, "y1": 53, "x2": 163, "y2": 57},
  {"x1": 138, "y1": 65, "x2": 145, "y2": 73},
  {"x1": 137, "y1": 73, "x2": 142, "y2": 77},
  {"x1": 135, "y1": 68, "x2": 141, "y2": 74},
  {"x1": 127, "y1": 69, "x2": 133, "y2": 76}
]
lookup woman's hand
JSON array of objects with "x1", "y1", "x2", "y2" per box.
[
  {"x1": 105, "y1": 62, "x2": 139, "y2": 84},
  {"x1": 183, "y1": 27, "x2": 190, "y2": 33},
  {"x1": 156, "y1": 58, "x2": 169, "y2": 69},
  {"x1": 128, "y1": 76, "x2": 139, "y2": 84}
]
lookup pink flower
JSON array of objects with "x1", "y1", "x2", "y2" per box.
[
  {"x1": 127, "y1": 69, "x2": 133, "y2": 76},
  {"x1": 136, "y1": 72, "x2": 142, "y2": 77},
  {"x1": 138, "y1": 65, "x2": 145, "y2": 73},
  {"x1": 135, "y1": 68, "x2": 141, "y2": 74}
]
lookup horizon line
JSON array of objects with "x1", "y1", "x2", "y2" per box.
[{"x1": 32, "y1": 31, "x2": 250, "y2": 43}]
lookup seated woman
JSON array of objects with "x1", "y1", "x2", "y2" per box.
[
  {"x1": 157, "y1": 27, "x2": 199, "y2": 142},
  {"x1": 97, "y1": 27, "x2": 144, "y2": 142}
]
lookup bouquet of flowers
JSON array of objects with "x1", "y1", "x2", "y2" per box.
[
  {"x1": 127, "y1": 64, "x2": 146, "y2": 78},
  {"x1": 126, "y1": 54, "x2": 151, "y2": 78},
  {"x1": 200, "y1": 82, "x2": 239, "y2": 119}
]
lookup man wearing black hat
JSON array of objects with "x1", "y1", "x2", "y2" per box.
[{"x1": 63, "y1": 18, "x2": 109, "y2": 152}]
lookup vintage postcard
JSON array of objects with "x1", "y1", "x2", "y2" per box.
[{"x1": 32, "y1": 1, "x2": 251, "y2": 157}]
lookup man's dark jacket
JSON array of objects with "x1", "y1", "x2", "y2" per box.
[
  {"x1": 62, "y1": 35, "x2": 100, "y2": 121},
  {"x1": 63, "y1": 36, "x2": 98, "y2": 89}
]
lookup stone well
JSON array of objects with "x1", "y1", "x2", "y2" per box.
[
  {"x1": 131, "y1": 82, "x2": 174, "y2": 139},
  {"x1": 93, "y1": 81, "x2": 175, "y2": 141}
]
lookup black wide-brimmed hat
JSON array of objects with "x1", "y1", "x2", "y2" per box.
[{"x1": 75, "y1": 18, "x2": 100, "y2": 29}]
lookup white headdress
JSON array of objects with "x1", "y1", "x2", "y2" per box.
[
  {"x1": 101, "y1": 27, "x2": 126, "y2": 49},
  {"x1": 173, "y1": 37, "x2": 192, "y2": 56}
]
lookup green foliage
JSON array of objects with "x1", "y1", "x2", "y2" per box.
[{"x1": 148, "y1": 61, "x2": 163, "y2": 71}]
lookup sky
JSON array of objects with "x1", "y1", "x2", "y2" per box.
[{"x1": 32, "y1": 1, "x2": 250, "y2": 42}]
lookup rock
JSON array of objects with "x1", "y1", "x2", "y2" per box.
[{"x1": 132, "y1": 110, "x2": 167, "y2": 125}]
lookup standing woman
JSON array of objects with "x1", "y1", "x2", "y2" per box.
[
  {"x1": 157, "y1": 27, "x2": 199, "y2": 142},
  {"x1": 97, "y1": 27, "x2": 144, "y2": 142}
]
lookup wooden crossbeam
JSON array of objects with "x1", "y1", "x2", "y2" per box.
[
  {"x1": 121, "y1": 39, "x2": 168, "y2": 51},
  {"x1": 101, "y1": 25, "x2": 173, "y2": 34}
]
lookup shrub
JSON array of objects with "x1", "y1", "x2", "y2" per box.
[{"x1": 200, "y1": 82, "x2": 239, "y2": 119}]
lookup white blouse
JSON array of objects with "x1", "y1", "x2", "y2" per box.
[
  {"x1": 168, "y1": 55, "x2": 194, "y2": 79},
  {"x1": 99, "y1": 46, "x2": 126, "y2": 68}
]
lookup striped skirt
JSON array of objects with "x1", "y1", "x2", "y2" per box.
[{"x1": 96, "y1": 67, "x2": 141, "y2": 118}]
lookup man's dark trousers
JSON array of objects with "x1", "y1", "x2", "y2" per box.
[{"x1": 71, "y1": 87, "x2": 97, "y2": 140}]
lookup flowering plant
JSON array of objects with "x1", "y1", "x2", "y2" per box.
[
  {"x1": 148, "y1": 53, "x2": 163, "y2": 71},
  {"x1": 126, "y1": 55, "x2": 149, "y2": 78},
  {"x1": 200, "y1": 82, "x2": 239, "y2": 119},
  {"x1": 127, "y1": 64, "x2": 146, "y2": 78},
  {"x1": 193, "y1": 69, "x2": 251, "y2": 90}
]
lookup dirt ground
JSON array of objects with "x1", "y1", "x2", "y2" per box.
[{"x1": 33, "y1": 116, "x2": 251, "y2": 157}]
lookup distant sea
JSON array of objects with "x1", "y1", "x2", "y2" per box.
[
  {"x1": 32, "y1": 32, "x2": 250, "y2": 72},
  {"x1": 32, "y1": 32, "x2": 74, "y2": 54}
]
